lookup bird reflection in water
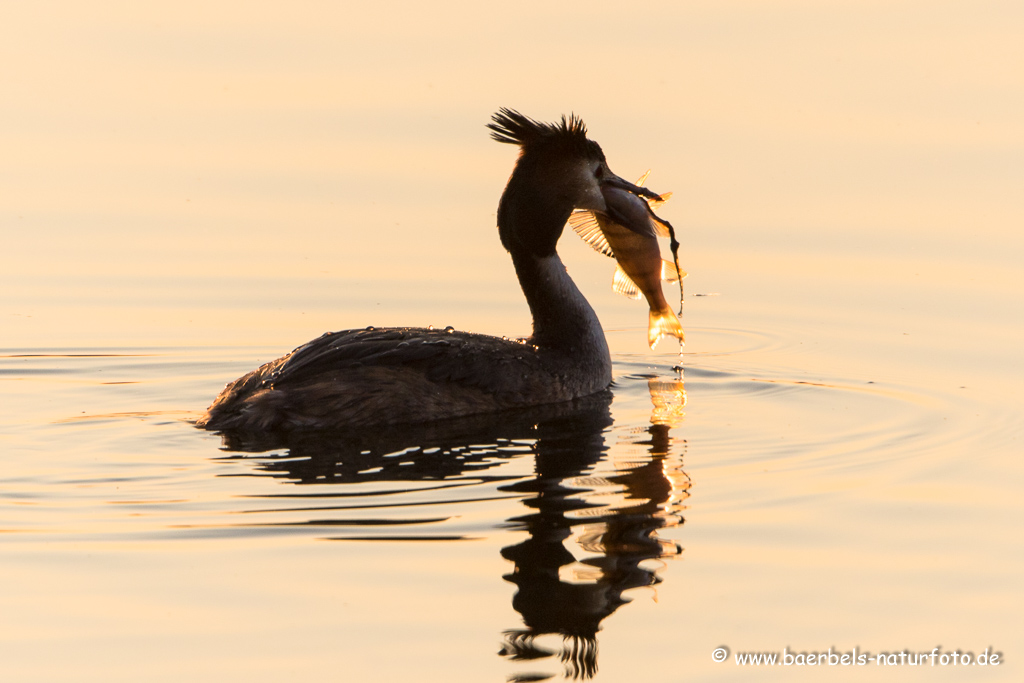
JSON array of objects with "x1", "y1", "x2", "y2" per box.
[
  {"x1": 209, "y1": 373, "x2": 688, "y2": 681},
  {"x1": 499, "y1": 372, "x2": 688, "y2": 681}
]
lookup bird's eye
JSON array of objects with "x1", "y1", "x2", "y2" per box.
[{"x1": 594, "y1": 165, "x2": 604, "y2": 178}]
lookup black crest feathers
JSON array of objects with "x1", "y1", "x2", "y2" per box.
[{"x1": 488, "y1": 108, "x2": 590, "y2": 151}]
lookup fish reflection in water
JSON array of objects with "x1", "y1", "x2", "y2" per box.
[{"x1": 209, "y1": 383, "x2": 688, "y2": 680}]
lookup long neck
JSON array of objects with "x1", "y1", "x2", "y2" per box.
[{"x1": 510, "y1": 250, "x2": 610, "y2": 360}]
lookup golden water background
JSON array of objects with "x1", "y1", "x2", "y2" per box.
[{"x1": 2, "y1": 2, "x2": 1022, "y2": 681}]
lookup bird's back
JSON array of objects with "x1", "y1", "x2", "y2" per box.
[{"x1": 197, "y1": 327, "x2": 597, "y2": 432}]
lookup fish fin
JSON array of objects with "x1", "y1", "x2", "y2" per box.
[
  {"x1": 648, "y1": 191, "x2": 672, "y2": 211},
  {"x1": 649, "y1": 213, "x2": 672, "y2": 237},
  {"x1": 568, "y1": 210, "x2": 615, "y2": 257},
  {"x1": 661, "y1": 260, "x2": 687, "y2": 283},
  {"x1": 648, "y1": 306, "x2": 685, "y2": 349},
  {"x1": 636, "y1": 172, "x2": 673, "y2": 208},
  {"x1": 612, "y1": 265, "x2": 642, "y2": 300}
]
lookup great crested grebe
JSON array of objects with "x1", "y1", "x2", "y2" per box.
[{"x1": 197, "y1": 108, "x2": 665, "y2": 432}]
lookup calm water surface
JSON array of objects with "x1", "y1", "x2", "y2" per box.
[
  {"x1": 3, "y1": 314, "x2": 1020, "y2": 681},
  {"x1": 3, "y1": 2, "x2": 1023, "y2": 681}
]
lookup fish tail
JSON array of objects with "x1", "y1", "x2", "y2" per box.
[{"x1": 648, "y1": 306, "x2": 685, "y2": 349}]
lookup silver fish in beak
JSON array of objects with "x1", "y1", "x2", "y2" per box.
[{"x1": 569, "y1": 173, "x2": 685, "y2": 349}]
